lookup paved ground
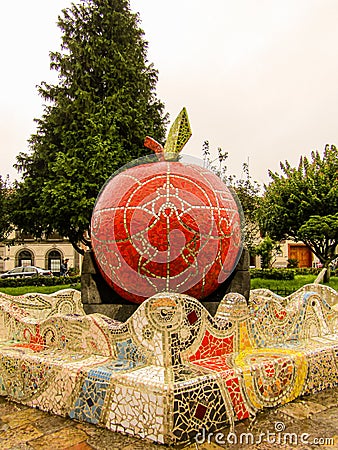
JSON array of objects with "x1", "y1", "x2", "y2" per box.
[{"x1": 0, "y1": 387, "x2": 337, "y2": 450}]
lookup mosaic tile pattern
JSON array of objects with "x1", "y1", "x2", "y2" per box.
[
  {"x1": 0, "y1": 284, "x2": 337, "y2": 445},
  {"x1": 91, "y1": 109, "x2": 242, "y2": 304},
  {"x1": 163, "y1": 106, "x2": 192, "y2": 155},
  {"x1": 91, "y1": 161, "x2": 243, "y2": 304}
]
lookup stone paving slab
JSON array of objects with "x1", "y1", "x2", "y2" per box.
[{"x1": 1, "y1": 387, "x2": 338, "y2": 449}]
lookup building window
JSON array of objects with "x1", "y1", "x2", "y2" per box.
[
  {"x1": 47, "y1": 250, "x2": 62, "y2": 275},
  {"x1": 17, "y1": 250, "x2": 33, "y2": 267}
]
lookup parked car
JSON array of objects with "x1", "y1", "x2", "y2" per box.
[{"x1": 0, "y1": 266, "x2": 53, "y2": 279}]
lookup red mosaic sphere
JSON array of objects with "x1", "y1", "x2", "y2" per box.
[{"x1": 91, "y1": 159, "x2": 243, "y2": 304}]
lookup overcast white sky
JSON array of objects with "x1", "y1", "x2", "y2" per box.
[{"x1": 1, "y1": 0, "x2": 338, "y2": 185}]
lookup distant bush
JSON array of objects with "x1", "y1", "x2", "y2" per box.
[
  {"x1": 293, "y1": 267, "x2": 321, "y2": 276},
  {"x1": 0, "y1": 275, "x2": 81, "y2": 288},
  {"x1": 250, "y1": 267, "x2": 325, "y2": 279},
  {"x1": 67, "y1": 267, "x2": 80, "y2": 276},
  {"x1": 250, "y1": 268, "x2": 295, "y2": 280},
  {"x1": 287, "y1": 258, "x2": 299, "y2": 268}
]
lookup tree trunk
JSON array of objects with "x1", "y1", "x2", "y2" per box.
[{"x1": 323, "y1": 264, "x2": 331, "y2": 283}]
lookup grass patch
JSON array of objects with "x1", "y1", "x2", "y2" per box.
[
  {"x1": 251, "y1": 275, "x2": 338, "y2": 296},
  {"x1": 0, "y1": 284, "x2": 81, "y2": 296},
  {"x1": 324, "y1": 277, "x2": 338, "y2": 292},
  {"x1": 0, "y1": 277, "x2": 337, "y2": 298}
]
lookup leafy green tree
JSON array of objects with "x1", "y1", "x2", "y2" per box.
[
  {"x1": 253, "y1": 235, "x2": 281, "y2": 269},
  {"x1": 12, "y1": 0, "x2": 167, "y2": 254},
  {"x1": 259, "y1": 145, "x2": 338, "y2": 279},
  {"x1": 298, "y1": 214, "x2": 338, "y2": 271}
]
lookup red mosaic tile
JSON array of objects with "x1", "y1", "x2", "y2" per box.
[
  {"x1": 194, "y1": 403, "x2": 207, "y2": 420},
  {"x1": 91, "y1": 161, "x2": 242, "y2": 303},
  {"x1": 189, "y1": 329, "x2": 234, "y2": 361}
]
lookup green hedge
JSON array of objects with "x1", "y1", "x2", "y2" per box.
[
  {"x1": 249, "y1": 267, "x2": 331, "y2": 280},
  {"x1": 0, "y1": 275, "x2": 81, "y2": 288},
  {"x1": 292, "y1": 267, "x2": 337, "y2": 277},
  {"x1": 250, "y1": 269, "x2": 295, "y2": 280},
  {"x1": 293, "y1": 267, "x2": 321, "y2": 276}
]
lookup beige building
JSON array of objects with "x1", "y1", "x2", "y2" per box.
[
  {"x1": 273, "y1": 240, "x2": 315, "y2": 268},
  {"x1": 252, "y1": 239, "x2": 320, "y2": 269},
  {"x1": 0, "y1": 231, "x2": 82, "y2": 275}
]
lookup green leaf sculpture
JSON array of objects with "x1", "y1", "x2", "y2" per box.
[{"x1": 145, "y1": 107, "x2": 192, "y2": 160}]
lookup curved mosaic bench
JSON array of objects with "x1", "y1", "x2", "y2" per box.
[{"x1": 0, "y1": 285, "x2": 337, "y2": 444}]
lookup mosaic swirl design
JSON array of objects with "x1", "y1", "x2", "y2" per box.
[
  {"x1": 0, "y1": 285, "x2": 337, "y2": 444},
  {"x1": 91, "y1": 160, "x2": 243, "y2": 303}
]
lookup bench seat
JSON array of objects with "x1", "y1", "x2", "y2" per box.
[{"x1": 0, "y1": 285, "x2": 337, "y2": 444}]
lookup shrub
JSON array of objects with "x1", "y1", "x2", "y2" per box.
[
  {"x1": 287, "y1": 258, "x2": 299, "y2": 268},
  {"x1": 250, "y1": 268, "x2": 295, "y2": 280},
  {"x1": 293, "y1": 267, "x2": 321, "y2": 276},
  {"x1": 0, "y1": 275, "x2": 81, "y2": 288},
  {"x1": 68, "y1": 267, "x2": 80, "y2": 276}
]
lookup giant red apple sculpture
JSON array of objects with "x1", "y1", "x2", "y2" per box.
[{"x1": 91, "y1": 109, "x2": 243, "y2": 303}]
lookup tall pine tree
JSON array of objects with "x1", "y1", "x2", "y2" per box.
[{"x1": 12, "y1": 0, "x2": 167, "y2": 254}]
